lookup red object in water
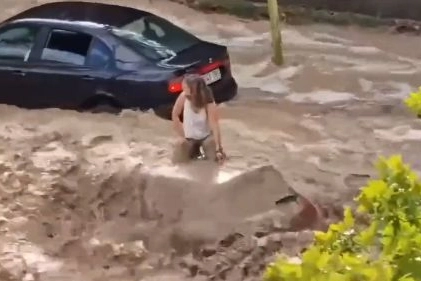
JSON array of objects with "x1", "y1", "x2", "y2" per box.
[{"x1": 289, "y1": 191, "x2": 327, "y2": 231}]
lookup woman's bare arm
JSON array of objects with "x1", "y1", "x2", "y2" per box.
[
  {"x1": 171, "y1": 93, "x2": 186, "y2": 138},
  {"x1": 207, "y1": 102, "x2": 222, "y2": 150}
]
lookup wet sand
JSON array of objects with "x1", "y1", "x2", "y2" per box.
[{"x1": 1, "y1": 0, "x2": 421, "y2": 280}]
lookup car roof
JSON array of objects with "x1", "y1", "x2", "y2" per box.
[
  {"x1": 11, "y1": 18, "x2": 109, "y2": 31},
  {"x1": 3, "y1": 1, "x2": 153, "y2": 28}
]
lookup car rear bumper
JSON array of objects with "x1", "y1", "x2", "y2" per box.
[{"x1": 212, "y1": 76, "x2": 238, "y2": 104}]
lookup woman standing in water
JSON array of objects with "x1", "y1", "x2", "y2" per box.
[{"x1": 171, "y1": 74, "x2": 226, "y2": 163}]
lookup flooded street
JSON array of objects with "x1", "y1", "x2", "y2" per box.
[{"x1": 1, "y1": 0, "x2": 421, "y2": 280}]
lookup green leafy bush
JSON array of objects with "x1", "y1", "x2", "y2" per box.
[
  {"x1": 264, "y1": 155, "x2": 421, "y2": 281},
  {"x1": 404, "y1": 87, "x2": 421, "y2": 117}
]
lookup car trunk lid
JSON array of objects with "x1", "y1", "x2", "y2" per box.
[{"x1": 160, "y1": 41, "x2": 232, "y2": 94}]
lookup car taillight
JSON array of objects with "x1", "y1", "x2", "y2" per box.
[
  {"x1": 168, "y1": 56, "x2": 231, "y2": 94},
  {"x1": 168, "y1": 77, "x2": 183, "y2": 94}
]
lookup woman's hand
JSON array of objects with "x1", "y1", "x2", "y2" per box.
[
  {"x1": 207, "y1": 102, "x2": 223, "y2": 150},
  {"x1": 215, "y1": 147, "x2": 226, "y2": 164}
]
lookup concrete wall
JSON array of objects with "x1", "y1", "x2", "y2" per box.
[{"x1": 252, "y1": 0, "x2": 421, "y2": 20}]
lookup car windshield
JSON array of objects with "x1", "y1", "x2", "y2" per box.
[{"x1": 111, "y1": 15, "x2": 200, "y2": 61}]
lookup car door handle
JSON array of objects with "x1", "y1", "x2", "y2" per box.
[
  {"x1": 12, "y1": 70, "x2": 26, "y2": 77},
  {"x1": 82, "y1": 75, "x2": 95, "y2": 81}
]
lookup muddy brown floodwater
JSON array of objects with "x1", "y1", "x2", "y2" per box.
[{"x1": 1, "y1": 0, "x2": 421, "y2": 280}]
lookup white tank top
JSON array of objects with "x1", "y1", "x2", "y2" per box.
[{"x1": 183, "y1": 99, "x2": 211, "y2": 140}]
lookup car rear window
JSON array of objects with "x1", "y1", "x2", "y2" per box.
[{"x1": 111, "y1": 15, "x2": 200, "y2": 61}]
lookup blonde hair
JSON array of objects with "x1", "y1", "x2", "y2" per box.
[{"x1": 183, "y1": 74, "x2": 214, "y2": 111}]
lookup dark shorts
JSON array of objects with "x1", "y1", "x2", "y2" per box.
[
  {"x1": 172, "y1": 134, "x2": 216, "y2": 163},
  {"x1": 185, "y1": 135, "x2": 210, "y2": 158}
]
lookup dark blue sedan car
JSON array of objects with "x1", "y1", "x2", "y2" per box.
[{"x1": 0, "y1": 1, "x2": 237, "y2": 117}]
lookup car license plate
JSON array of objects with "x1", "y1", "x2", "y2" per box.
[{"x1": 202, "y1": 68, "x2": 221, "y2": 85}]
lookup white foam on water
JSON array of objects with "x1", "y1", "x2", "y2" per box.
[
  {"x1": 305, "y1": 52, "x2": 414, "y2": 73},
  {"x1": 201, "y1": 27, "x2": 358, "y2": 54},
  {"x1": 216, "y1": 22, "x2": 259, "y2": 37},
  {"x1": 375, "y1": 127, "x2": 421, "y2": 142},
  {"x1": 232, "y1": 63, "x2": 301, "y2": 94},
  {"x1": 359, "y1": 78, "x2": 374, "y2": 92},
  {"x1": 147, "y1": 164, "x2": 243, "y2": 184},
  {"x1": 372, "y1": 81, "x2": 414, "y2": 100},
  {"x1": 146, "y1": 165, "x2": 190, "y2": 180},
  {"x1": 396, "y1": 55, "x2": 421, "y2": 66},
  {"x1": 390, "y1": 69, "x2": 419, "y2": 74},
  {"x1": 253, "y1": 77, "x2": 290, "y2": 94},
  {"x1": 283, "y1": 30, "x2": 346, "y2": 49},
  {"x1": 198, "y1": 28, "x2": 352, "y2": 50},
  {"x1": 348, "y1": 46, "x2": 382, "y2": 55},
  {"x1": 334, "y1": 62, "x2": 414, "y2": 73},
  {"x1": 201, "y1": 33, "x2": 269, "y2": 48},
  {"x1": 286, "y1": 90, "x2": 357, "y2": 104},
  {"x1": 277, "y1": 65, "x2": 303, "y2": 80},
  {"x1": 284, "y1": 139, "x2": 355, "y2": 156},
  {"x1": 317, "y1": 54, "x2": 413, "y2": 73},
  {"x1": 351, "y1": 62, "x2": 415, "y2": 73},
  {"x1": 312, "y1": 32, "x2": 353, "y2": 45}
]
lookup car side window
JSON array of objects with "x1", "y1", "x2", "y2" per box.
[
  {"x1": 85, "y1": 39, "x2": 112, "y2": 68},
  {"x1": 41, "y1": 29, "x2": 92, "y2": 66},
  {"x1": 0, "y1": 26, "x2": 38, "y2": 62}
]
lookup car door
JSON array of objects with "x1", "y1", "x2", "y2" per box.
[
  {"x1": 0, "y1": 23, "x2": 42, "y2": 108},
  {"x1": 25, "y1": 28, "x2": 114, "y2": 109}
]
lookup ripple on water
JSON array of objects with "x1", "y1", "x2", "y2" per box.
[
  {"x1": 375, "y1": 127, "x2": 421, "y2": 142},
  {"x1": 147, "y1": 163, "x2": 243, "y2": 184},
  {"x1": 286, "y1": 90, "x2": 357, "y2": 104}
]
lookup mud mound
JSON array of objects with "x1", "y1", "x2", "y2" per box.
[{"x1": 0, "y1": 135, "x2": 319, "y2": 280}]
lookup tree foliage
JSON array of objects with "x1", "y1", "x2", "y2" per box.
[
  {"x1": 404, "y1": 87, "x2": 421, "y2": 117},
  {"x1": 264, "y1": 155, "x2": 421, "y2": 281}
]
